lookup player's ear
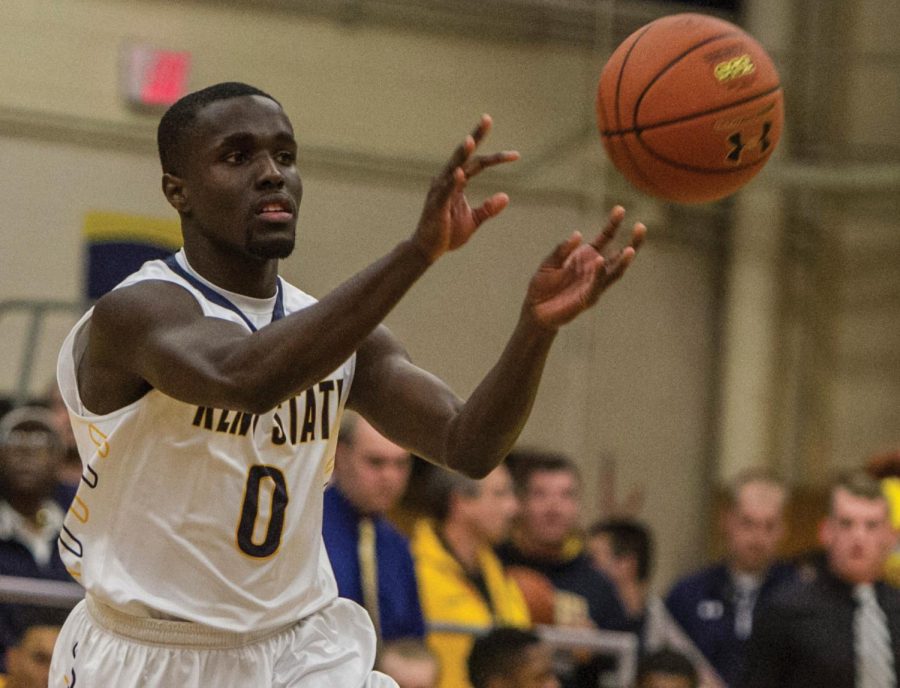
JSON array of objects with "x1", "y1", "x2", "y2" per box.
[{"x1": 162, "y1": 173, "x2": 189, "y2": 213}]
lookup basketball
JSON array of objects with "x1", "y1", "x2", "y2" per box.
[
  {"x1": 507, "y1": 566, "x2": 556, "y2": 625},
  {"x1": 596, "y1": 13, "x2": 783, "y2": 204}
]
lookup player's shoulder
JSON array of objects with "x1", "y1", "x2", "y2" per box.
[{"x1": 93, "y1": 277, "x2": 202, "y2": 330}]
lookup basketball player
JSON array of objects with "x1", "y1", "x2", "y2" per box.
[{"x1": 50, "y1": 82, "x2": 645, "y2": 687}]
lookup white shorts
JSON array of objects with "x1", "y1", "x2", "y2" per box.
[{"x1": 50, "y1": 595, "x2": 398, "y2": 688}]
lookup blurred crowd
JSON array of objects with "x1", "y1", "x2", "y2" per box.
[{"x1": 1, "y1": 395, "x2": 897, "y2": 688}]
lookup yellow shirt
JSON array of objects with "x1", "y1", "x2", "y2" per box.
[
  {"x1": 883, "y1": 478, "x2": 900, "y2": 587},
  {"x1": 411, "y1": 519, "x2": 530, "y2": 688}
]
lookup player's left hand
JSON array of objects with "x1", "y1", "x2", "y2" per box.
[{"x1": 524, "y1": 205, "x2": 646, "y2": 330}]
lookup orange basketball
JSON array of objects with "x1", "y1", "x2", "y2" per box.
[
  {"x1": 596, "y1": 13, "x2": 783, "y2": 204},
  {"x1": 507, "y1": 566, "x2": 556, "y2": 625}
]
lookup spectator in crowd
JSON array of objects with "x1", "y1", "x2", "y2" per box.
[
  {"x1": 742, "y1": 470, "x2": 900, "y2": 688},
  {"x1": 376, "y1": 638, "x2": 440, "y2": 688},
  {"x1": 588, "y1": 519, "x2": 724, "y2": 687},
  {"x1": 497, "y1": 450, "x2": 633, "y2": 688},
  {"x1": 634, "y1": 648, "x2": 699, "y2": 688},
  {"x1": 467, "y1": 626, "x2": 560, "y2": 688},
  {"x1": 411, "y1": 463, "x2": 528, "y2": 688},
  {"x1": 665, "y1": 469, "x2": 793, "y2": 686},
  {"x1": 0, "y1": 611, "x2": 62, "y2": 688},
  {"x1": 41, "y1": 382, "x2": 81, "y2": 491},
  {"x1": 323, "y1": 412, "x2": 425, "y2": 642},
  {"x1": 498, "y1": 450, "x2": 631, "y2": 630},
  {"x1": 0, "y1": 407, "x2": 74, "y2": 673}
]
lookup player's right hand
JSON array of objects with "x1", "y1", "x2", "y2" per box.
[{"x1": 411, "y1": 115, "x2": 519, "y2": 263}]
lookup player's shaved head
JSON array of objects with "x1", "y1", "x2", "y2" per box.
[{"x1": 157, "y1": 81, "x2": 280, "y2": 175}]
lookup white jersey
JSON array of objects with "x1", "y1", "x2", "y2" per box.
[{"x1": 56, "y1": 250, "x2": 355, "y2": 632}]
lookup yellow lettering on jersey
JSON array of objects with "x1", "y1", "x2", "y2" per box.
[
  {"x1": 88, "y1": 423, "x2": 110, "y2": 458},
  {"x1": 70, "y1": 495, "x2": 90, "y2": 524}
]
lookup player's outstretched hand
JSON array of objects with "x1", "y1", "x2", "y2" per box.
[
  {"x1": 412, "y1": 115, "x2": 519, "y2": 263},
  {"x1": 524, "y1": 205, "x2": 646, "y2": 330}
]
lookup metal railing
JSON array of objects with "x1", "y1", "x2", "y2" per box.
[
  {"x1": 0, "y1": 299, "x2": 87, "y2": 405},
  {"x1": 0, "y1": 575, "x2": 84, "y2": 608}
]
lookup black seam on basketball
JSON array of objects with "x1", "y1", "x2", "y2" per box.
[
  {"x1": 601, "y1": 85, "x2": 782, "y2": 137},
  {"x1": 615, "y1": 134, "x2": 669, "y2": 197},
  {"x1": 614, "y1": 24, "x2": 655, "y2": 132},
  {"x1": 611, "y1": 24, "x2": 662, "y2": 197},
  {"x1": 631, "y1": 31, "x2": 741, "y2": 130},
  {"x1": 633, "y1": 129, "x2": 773, "y2": 174}
]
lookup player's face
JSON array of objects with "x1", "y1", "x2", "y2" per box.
[
  {"x1": 724, "y1": 482, "x2": 785, "y2": 574},
  {"x1": 519, "y1": 470, "x2": 581, "y2": 550},
  {"x1": 463, "y1": 465, "x2": 519, "y2": 545},
  {"x1": 335, "y1": 421, "x2": 412, "y2": 515},
  {"x1": 822, "y1": 488, "x2": 897, "y2": 585},
  {"x1": 176, "y1": 95, "x2": 302, "y2": 261}
]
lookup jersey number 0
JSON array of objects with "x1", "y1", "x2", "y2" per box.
[{"x1": 237, "y1": 465, "x2": 289, "y2": 558}]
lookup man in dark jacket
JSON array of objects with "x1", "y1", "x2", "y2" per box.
[
  {"x1": 497, "y1": 450, "x2": 633, "y2": 688},
  {"x1": 742, "y1": 470, "x2": 900, "y2": 688}
]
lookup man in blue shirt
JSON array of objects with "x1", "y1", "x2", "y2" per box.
[
  {"x1": 665, "y1": 470, "x2": 794, "y2": 686},
  {"x1": 323, "y1": 412, "x2": 425, "y2": 642}
]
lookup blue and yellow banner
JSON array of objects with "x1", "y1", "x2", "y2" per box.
[{"x1": 83, "y1": 211, "x2": 181, "y2": 300}]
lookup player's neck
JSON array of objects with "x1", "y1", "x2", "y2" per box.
[{"x1": 182, "y1": 240, "x2": 279, "y2": 299}]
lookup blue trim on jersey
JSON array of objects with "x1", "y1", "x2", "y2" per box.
[{"x1": 163, "y1": 254, "x2": 285, "y2": 331}]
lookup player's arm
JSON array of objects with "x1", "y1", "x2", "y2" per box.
[
  {"x1": 348, "y1": 206, "x2": 645, "y2": 478},
  {"x1": 79, "y1": 247, "x2": 426, "y2": 415},
  {"x1": 78, "y1": 117, "x2": 518, "y2": 416}
]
